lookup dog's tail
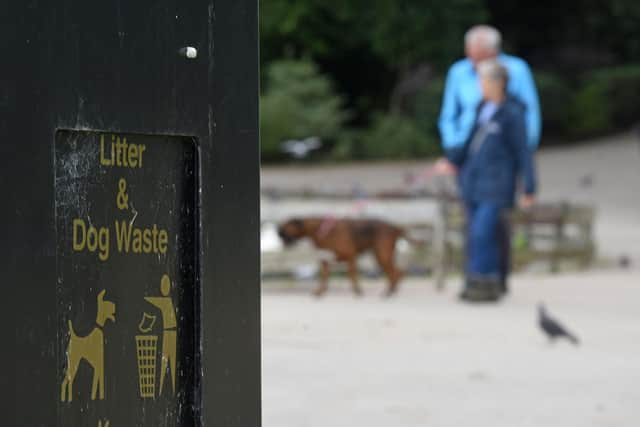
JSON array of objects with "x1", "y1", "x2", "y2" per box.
[{"x1": 68, "y1": 320, "x2": 77, "y2": 338}]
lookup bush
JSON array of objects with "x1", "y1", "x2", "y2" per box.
[
  {"x1": 566, "y1": 77, "x2": 611, "y2": 138},
  {"x1": 413, "y1": 77, "x2": 445, "y2": 155},
  {"x1": 260, "y1": 59, "x2": 348, "y2": 161},
  {"x1": 335, "y1": 77, "x2": 443, "y2": 161},
  {"x1": 333, "y1": 113, "x2": 439, "y2": 160},
  {"x1": 534, "y1": 72, "x2": 572, "y2": 138},
  {"x1": 591, "y1": 65, "x2": 640, "y2": 128},
  {"x1": 566, "y1": 65, "x2": 640, "y2": 138},
  {"x1": 330, "y1": 129, "x2": 363, "y2": 161}
]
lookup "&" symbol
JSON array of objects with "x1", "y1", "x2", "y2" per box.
[{"x1": 116, "y1": 178, "x2": 129, "y2": 210}]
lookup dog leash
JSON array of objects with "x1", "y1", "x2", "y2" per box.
[
  {"x1": 315, "y1": 166, "x2": 451, "y2": 240},
  {"x1": 406, "y1": 162, "x2": 457, "y2": 188}
]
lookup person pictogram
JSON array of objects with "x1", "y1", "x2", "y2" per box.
[{"x1": 144, "y1": 274, "x2": 177, "y2": 396}]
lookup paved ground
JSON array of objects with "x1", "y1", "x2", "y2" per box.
[
  {"x1": 262, "y1": 271, "x2": 640, "y2": 426},
  {"x1": 261, "y1": 134, "x2": 640, "y2": 426}
]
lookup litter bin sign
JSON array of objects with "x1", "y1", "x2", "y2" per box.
[{"x1": 55, "y1": 130, "x2": 199, "y2": 425}]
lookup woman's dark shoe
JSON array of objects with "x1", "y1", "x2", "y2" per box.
[
  {"x1": 499, "y1": 276, "x2": 509, "y2": 295},
  {"x1": 459, "y1": 276, "x2": 501, "y2": 302}
]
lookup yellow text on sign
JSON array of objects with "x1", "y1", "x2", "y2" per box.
[
  {"x1": 73, "y1": 219, "x2": 168, "y2": 261},
  {"x1": 114, "y1": 221, "x2": 168, "y2": 255},
  {"x1": 100, "y1": 134, "x2": 146, "y2": 168}
]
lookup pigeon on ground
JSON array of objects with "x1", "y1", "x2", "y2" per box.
[
  {"x1": 579, "y1": 173, "x2": 594, "y2": 188},
  {"x1": 619, "y1": 254, "x2": 631, "y2": 269},
  {"x1": 538, "y1": 303, "x2": 580, "y2": 345}
]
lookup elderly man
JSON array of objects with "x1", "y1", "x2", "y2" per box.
[
  {"x1": 439, "y1": 25, "x2": 541, "y2": 149},
  {"x1": 437, "y1": 25, "x2": 541, "y2": 297}
]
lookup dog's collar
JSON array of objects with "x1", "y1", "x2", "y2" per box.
[
  {"x1": 316, "y1": 215, "x2": 337, "y2": 239},
  {"x1": 95, "y1": 323, "x2": 104, "y2": 330}
]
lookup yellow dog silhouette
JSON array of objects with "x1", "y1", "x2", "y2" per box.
[{"x1": 61, "y1": 289, "x2": 116, "y2": 402}]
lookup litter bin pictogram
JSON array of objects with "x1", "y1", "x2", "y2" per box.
[{"x1": 135, "y1": 313, "x2": 158, "y2": 398}]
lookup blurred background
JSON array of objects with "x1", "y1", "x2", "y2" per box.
[
  {"x1": 258, "y1": 1, "x2": 640, "y2": 426},
  {"x1": 260, "y1": 0, "x2": 639, "y2": 162}
]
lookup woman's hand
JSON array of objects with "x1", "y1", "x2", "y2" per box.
[
  {"x1": 519, "y1": 194, "x2": 535, "y2": 209},
  {"x1": 434, "y1": 157, "x2": 458, "y2": 176}
]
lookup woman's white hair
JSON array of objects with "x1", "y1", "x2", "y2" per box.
[
  {"x1": 465, "y1": 25, "x2": 502, "y2": 52},
  {"x1": 477, "y1": 59, "x2": 509, "y2": 87}
]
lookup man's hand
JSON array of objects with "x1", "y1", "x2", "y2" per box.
[
  {"x1": 519, "y1": 194, "x2": 535, "y2": 209},
  {"x1": 434, "y1": 157, "x2": 458, "y2": 176}
]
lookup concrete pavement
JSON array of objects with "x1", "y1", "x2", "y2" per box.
[{"x1": 262, "y1": 271, "x2": 640, "y2": 426}]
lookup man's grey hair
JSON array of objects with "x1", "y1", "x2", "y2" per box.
[
  {"x1": 477, "y1": 59, "x2": 509, "y2": 86},
  {"x1": 465, "y1": 25, "x2": 502, "y2": 52}
]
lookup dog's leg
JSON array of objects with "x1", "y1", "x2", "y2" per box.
[
  {"x1": 313, "y1": 260, "x2": 330, "y2": 296},
  {"x1": 99, "y1": 354, "x2": 105, "y2": 400},
  {"x1": 93, "y1": 351, "x2": 105, "y2": 400},
  {"x1": 385, "y1": 267, "x2": 403, "y2": 297},
  {"x1": 61, "y1": 376, "x2": 68, "y2": 402},
  {"x1": 375, "y1": 244, "x2": 402, "y2": 297},
  {"x1": 346, "y1": 259, "x2": 363, "y2": 296},
  {"x1": 91, "y1": 368, "x2": 99, "y2": 400},
  {"x1": 91, "y1": 352, "x2": 102, "y2": 400},
  {"x1": 62, "y1": 355, "x2": 78, "y2": 402},
  {"x1": 67, "y1": 374, "x2": 73, "y2": 402},
  {"x1": 61, "y1": 353, "x2": 69, "y2": 402}
]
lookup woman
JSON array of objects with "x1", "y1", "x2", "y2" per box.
[{"x1": 437, "y1": 59, "x2": 537, "y2": 302}]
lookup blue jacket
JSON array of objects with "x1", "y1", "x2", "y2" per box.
[
  {"x1": 446, "y1": 98, "x2": 537, "y2": 209},
  {"x1": 438, "y1": 54, "x2": 541, "y2": 149}
]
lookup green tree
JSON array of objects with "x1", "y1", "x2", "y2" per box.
[
  {"x1": 260, "y1": 0, "x2": 487, "y2": 121},
  {"x1": 363, "y1": 0, "x2": 487, "y2": 70},
  {"x1": 487, "y1": 0, "x2": 640, "y2": 66},
  {"x1": 261, "y1": 0, "x2": 487, "y2": 69},
  {"x1": 260, "y1": 59, "x2": 349, "y2": 161}
]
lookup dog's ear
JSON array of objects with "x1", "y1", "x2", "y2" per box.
[{"x1": 98, "y1": 289, "x2": 106, "y2": 303}]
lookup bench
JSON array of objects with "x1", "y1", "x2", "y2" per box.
[{"x1": 434, "y1": 199, "x2": 596, "y2": 289}]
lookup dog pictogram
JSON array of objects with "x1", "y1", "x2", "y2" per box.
[{"x1": 61, "y1": 289, "x2": 116, "y2": 402}]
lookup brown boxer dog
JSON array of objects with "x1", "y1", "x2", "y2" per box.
[{"x1": 278, "y1": 216, "x2": 406, "y2": 297}]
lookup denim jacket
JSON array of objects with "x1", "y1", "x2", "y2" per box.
[{"x1": 445, "y1": 97, "x2": 537, "y2": 209}]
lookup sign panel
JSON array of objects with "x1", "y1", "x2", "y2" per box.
[{"x1": 54, "y1": 130, "x2": 199, "y2": 426}]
